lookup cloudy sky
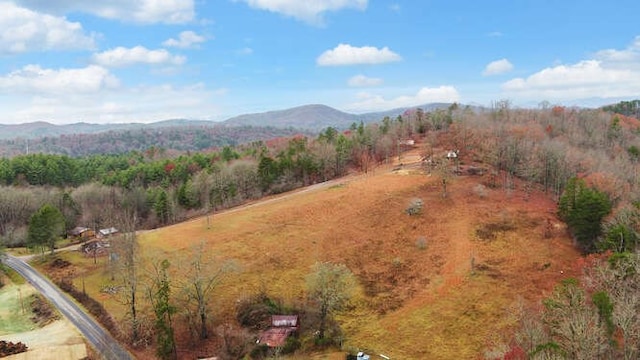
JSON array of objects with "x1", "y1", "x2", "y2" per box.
[{"x1": 1, "y1": 0, "x2": 640, "y2": 124}]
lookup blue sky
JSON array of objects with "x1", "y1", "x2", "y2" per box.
[{"x1": 1, "y1": 0, "x2": 640, "y2": 124}]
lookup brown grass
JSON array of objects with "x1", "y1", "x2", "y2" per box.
[{"x1": 50, "y1": 146, "x2": 582, "y2": 359}]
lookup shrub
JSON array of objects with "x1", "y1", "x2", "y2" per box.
[
  {"x1": 405, "y1": 198, "x2": 423, "y2": 215},
  {"x1": 236, "y1": 292, "x2": 286, "y2": 330},
  {"x1": 473, "y1": 183, "x2": 488, "y2": 198},
  {"x1": 415, "y1": 236, "x2": 427, "y2": 250},
  {"x1": 600, "y1": 224, "x2": 639, "y2": 253},
  {"x1": 282, "y1": 335, "x2": 301, "y2": 354}
]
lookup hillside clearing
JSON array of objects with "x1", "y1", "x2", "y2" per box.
[{"x1": 48, "y1": 146, "x2": 581, "y2": 359}]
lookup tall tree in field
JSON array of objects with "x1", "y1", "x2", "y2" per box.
[
  {"x1": 434, "y1": 157, "x2": 453, "y2": 198},
  {"x1": 113, "y1": 210, "x2": 141, "y2": 344},
  {"x1": 27, "y1": 204, "x2": 65, "y2": 255},
  {"x1": 180, "y1": 242, "x2": 236, "y2": 340},
  {"x1": 305, "y1": 262, "x2": 356, "y2": 341},
  {"x1": 147, "y1": 259, "x2": 177, "y2": 360}
]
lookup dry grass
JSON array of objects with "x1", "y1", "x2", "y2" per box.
[{"x1": 48, "y1": 147, "x2": 581, "y2": 359}]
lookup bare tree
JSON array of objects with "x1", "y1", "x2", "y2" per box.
[
  {"x1": 585, "y1": 253, "x2": 640, "y2": 360},
  {"x1": 305, "y1": 262, "x2": 356, "y2": 341},
  {"x1": 179, "y1": 242, "x2": 237, "y2": 340},
  {"x1": 542, "y1": 279, "x2": 609, "y2": 359},
  {"x1": 433, "y1": 157, "x2": 453, "y2": 198},
  {"x1": 112, "y1": 209, "x2": 141, "y2": 344}
]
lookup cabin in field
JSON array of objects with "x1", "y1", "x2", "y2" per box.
[
  {"x1": 68, "y1": 227, "x2": 95, "y2": 241},
  {"x1": 257, "y1": 315, "x2": 299, "y2": 347}
]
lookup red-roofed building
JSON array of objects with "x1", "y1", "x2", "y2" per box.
[{"x1": 257, "y1": 315, "x2": 299, "y2": 347}]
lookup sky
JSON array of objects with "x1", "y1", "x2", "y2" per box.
[{"x1": 1, "y1": 0, "x2": 640, "y2": 125}]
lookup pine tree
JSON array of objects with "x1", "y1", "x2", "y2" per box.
[{"x1": 558, "y1": 178, "x2": 612, "y2": 252}]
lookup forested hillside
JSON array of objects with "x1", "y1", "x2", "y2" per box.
[{"x1": 0, "y1": 125, "x2": 309, "y2": 157}]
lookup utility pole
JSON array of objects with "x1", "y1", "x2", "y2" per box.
[{"x1": 18, "y1": 287, "x2": 25, "y2": 314}]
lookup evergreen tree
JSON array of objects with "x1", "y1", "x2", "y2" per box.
[
  {"x1": 27, "y1": 204, "x2": 65, "y2": 254},
  {"x1": 148, "y1": 259, "x2": 177, "y2": 360},
  {"x1": 154, "y1": 190, "x2": 169, "y2": 225},
  {"x1": 559, "y1": 178, "x2": 612, "y2": 252}
]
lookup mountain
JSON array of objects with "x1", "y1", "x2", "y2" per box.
[
  {"x1": 221, "y1": 103, "x2": 457, "y2": 130},
  {"x1": 0, "y1": 103, "x2": 461, "y2": 140},
  {"x1": 222, "y1": 104, "x2": 360, "y2": 130},
  {"x1": 0, "y1": 119, "x2": 221, "y2": 140},
  {"x1": 358, "y1": 103, "x2": 455, "y2": 122}
]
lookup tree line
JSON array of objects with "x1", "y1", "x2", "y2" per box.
[
  {"x1": 0, "y1": 116, "x2": 420, "y2": 248},
  {"x1": 5, "y1": 100, "x2": 640, "y2": 255},
  {"x1": 0, "y1": 125, "x2": 307, "y2": 157}
]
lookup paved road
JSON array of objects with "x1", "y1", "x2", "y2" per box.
[{"x1": 1, "y1": 254, "x2": 133, "y2": 360}]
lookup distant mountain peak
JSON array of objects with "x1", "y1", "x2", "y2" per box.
[{"x1": 222, "y1": 103, "x2": 455, "y2": 130}]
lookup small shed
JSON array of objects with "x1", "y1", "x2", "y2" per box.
[
  {"x1": 98, "y1": 227, "x2": 119, "y2": 238},
  {"x1": 257, "y1": 315, "x2": 299, "y2": 347},
  {"x1": 68, "y1": 227, "x2": 95, "y2": 240}
]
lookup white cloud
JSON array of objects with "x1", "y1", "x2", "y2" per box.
[
  {"x1": 238, "y1": 0, "x2": 367, "y2": 25},
  {"x1": 487, "y1": 31, "x2": 503, "y2": 37},
  {"x1": 0, "y1": 65, "x2": 119, "y2": 95},
  {"x1": 0, "y1": 2, "x2": 95, "y2": 54},
  {"x1": 236, "y1": 47, "x2": 253, "y2": 55},
  {"x1": 593, "y1": 35, "x2": 640, "y2": 70},
  {"x1": 92, "y1": 46, "x2": 186, "y2": 68},
  {"x1": 0, "y1": 82, "x2": 224, "y2": 124},
  {"x1": 317, "y1": 44, "x2": 402, "y2": 66},
  {"x1": 502, "y1": 36, "x2": 640, "y2": 101},
  {"x1": 483, "y1": 58, "x2": 514, "y2": 76},
  {"x1": 348, "y1": 74, "x2": 382, "y2": 87},
  {"x1": 14, "y1": 0, "x2": 195, "y2": 24},
  {"x1": 502, "y1": 60, "x2": 640, "y2": 100},
  {"x1": 346, "y1": 86, "x2": 460, "y2": 112},
  {"x1": 163, "y1": 30, "x2": 206, "y2": 48}
]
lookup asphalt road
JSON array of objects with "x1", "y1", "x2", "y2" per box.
[{"x1": 1, "y1": 254, "x2": 133, "y2": 360}]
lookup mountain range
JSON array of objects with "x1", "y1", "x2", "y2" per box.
[{"x1": 0, "y1": 103, "x2": 453, "y2": 140}]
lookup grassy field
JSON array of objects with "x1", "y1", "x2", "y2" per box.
[
  {"x1": 0, "y1": 284, "x2": 36, "y2": 334},
  {"x1": 42, "y1": 148, "x2": 582, "y2": 359}
]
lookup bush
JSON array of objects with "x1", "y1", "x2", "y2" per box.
[
  {"x1": 282, "y1": 335, "x2": 301, "y2": 354},
  {"x1": 249, "y1": 344, "x2": 269, "y2": 359},
  {"x1": 473, "y1": 183, "x2": 488, "y2": 198},
  {"x1": 236, "y1": 292, "x2": 284, "y2": 330},
  {"x1": 405, "y1": 198, "x2": 423, "y2": 215},
  {"x1": 600, "y1": 224, "x2": 639, "y2": 253}
]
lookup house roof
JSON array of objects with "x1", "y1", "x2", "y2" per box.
[
  {"x1": 257, "y1": 327, "x2": 296, "y2": 347},
  {"x1": 69, "y1": 227, "x2": 90, "y2": 236},
  {"x1": 271, "y1": 315, "x2": 298, "y2": 327},
  {"x1": 98, "y1": 227, "x2": 118, "y2": 236}
]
